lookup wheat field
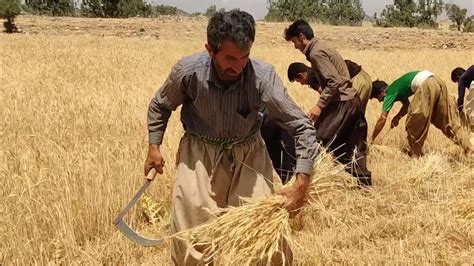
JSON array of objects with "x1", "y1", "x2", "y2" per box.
[{"x1": 1, "y1": 16, "x2": 473, "y2": 264}]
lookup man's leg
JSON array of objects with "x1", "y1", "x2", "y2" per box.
[
  {"x1": 171, "y1": 135, "x2": 233, "y2": 265},
  {"x1": 315, "y1": 102, "x2": 346, "y2": 157},
  {"x1": 405, "y1": 81, "x2": 435, "y2": 156},
  {"x1": 429, "y1": 76, "x2": 472, "y2": 152},
  {"x1": 465, "y1": 82, "x2": 474, "y2": 132},
  {"x1": 336, "y1": 97, "x2": 371, "y2": 186},
  {"x1": 316, "y1": 98, "x2": 371, "y2": 184},
  {"x1": 347, "y1": 112, "x2": 372, "y2": 186}
]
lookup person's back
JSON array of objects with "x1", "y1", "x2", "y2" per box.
[
  {"x1": 345, "y1": 60, "x2": 372, "y2": 110},
  {"x1": 345, "y1": 59, "x2": 362, "y2": 78},
  {"x1": 304, "y1": 39, "x2": 357, "y2": 105},
  {"x1": 381, "y1": 71, "x2": 419, "y2": 113}
]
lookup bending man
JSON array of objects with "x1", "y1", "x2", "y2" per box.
[
  {"x1": 284, "y1": 20, "x2": 371, "y2": 186},
  {"x1": 370, "y1": 71, "x2": 473, "y2": 156}
]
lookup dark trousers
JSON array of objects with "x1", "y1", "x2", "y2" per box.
[
  {"x1": 261, "y1": 118, "x2": 296, "y2": 184},
  {"x1": 315, "y1": 97, "x2": 371, "y2": 185}
]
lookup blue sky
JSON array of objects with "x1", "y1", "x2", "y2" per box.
[{"x1": 153, "y1": 0, "x2": 474, "y2": 20}]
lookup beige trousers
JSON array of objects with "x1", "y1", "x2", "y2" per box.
[
  {"x1": 351, "y1": 69, "x2": 373, "y2": 112},
  {"x1": 170, "y1": 133, "x2": 292, "y2": 265},
  {"x1": 405, "y1": 76, "x2": 471, "y2": 156}
]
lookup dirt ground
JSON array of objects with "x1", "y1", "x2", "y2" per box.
[{"x1": 15, "y1": 15, "x2": 474, "y2": 50}]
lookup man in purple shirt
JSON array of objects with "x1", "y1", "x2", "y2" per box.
[{"x1": 451, "y1": 65, "x2": 474, "y2": 131}]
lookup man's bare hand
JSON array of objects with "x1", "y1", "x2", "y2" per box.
[
  {"x1": 277, "y1": 173, "x2": 311, "y2": 218},
  {"x1": 144, "y1": 144, "x2": 165, "y2": 176},
  {"x1": 390, "y1": 117, "x2": 400, "y2": 128},
  {"x1": 308, "y1": 105, "x2": 322, "y2": 123}
]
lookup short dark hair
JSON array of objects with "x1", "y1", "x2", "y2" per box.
[
  {"x1": 284, "y1": 20, "x2": 314, "y2": 41},
  {"x1": 287, "y1": 62, "x2": 311, "y2": 81},
  {"x1": 207, "y1": 9, "x2": 255, "y2": 53},
  {"x1": 451, "y1": 67, "x2": 465, "y2": 82},
  {"x1": 371, "y1": 80, "x2": 388, "y2": 98}
]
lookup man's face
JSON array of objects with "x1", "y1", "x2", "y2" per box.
[
  {"x1": 294, "y1": 73, "x2": 309, "y2": 85},
  {"x1": 376, "y1": 90, "x2": 387, "y2": 102},
  {"x1": 206, "y1": 40, "x2": 252, "y2": 81},
  {"x1": 290, "y1": 33, "x2": 307, "y2": 53}
]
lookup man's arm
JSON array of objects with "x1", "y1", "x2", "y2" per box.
[
  {"x1": 391, "y1": 100, "x2": 410, "y2": 128},
  {"x1": 261, "y1": 67, "x2": 319, "y2": 215},
  {"x1": 457, "y1": 80, "x2": 466, "y2": 113},
  {"x1": 144, "y1": 62, "x2": 187, "y2": 175},
  {"x1": 371, "y1": 112, "x2": 388, "y2": 143},
  {"x1": 311, "y1": 50, "x2": 348, "y2": 110}
]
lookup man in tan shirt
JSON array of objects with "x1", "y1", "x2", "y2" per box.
[{"x1": 284, "y1": 19, "x2": 371, "y2": 186}]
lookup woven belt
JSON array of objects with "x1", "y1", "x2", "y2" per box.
[{"x1": 185, "y1": 132, "x2": 259, "y2": 179}]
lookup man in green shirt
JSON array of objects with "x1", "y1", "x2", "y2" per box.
[{"x1": 370, "y1": 71, "x2": 473, "y2": 156}]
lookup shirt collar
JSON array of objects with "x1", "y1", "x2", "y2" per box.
[{"x1": 303, "y1": 38, "x2": 318, "y2": 60}]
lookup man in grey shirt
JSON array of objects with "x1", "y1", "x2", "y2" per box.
[{"x1": 144, "y1": 10, "x2": 319, "y2": 265}]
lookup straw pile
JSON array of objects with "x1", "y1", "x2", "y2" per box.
[{"x1": 173, "y1": 151, "x2": 354, "y2": 264}]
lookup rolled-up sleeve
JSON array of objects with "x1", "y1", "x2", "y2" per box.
[
  {"x1": 261, "y1": 67, "x2": 320, "y2": 175},
  {"x1": 148, "y1": 62, "x2": 187, "y2": 144},
  {"x1": 310, "y1": 50, "x2": 344, "y2": 109}
]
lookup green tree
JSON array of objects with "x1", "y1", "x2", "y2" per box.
[
  {"x1": 81, "y1": 0, "x2": 146, "y2": 18},
  {"x1": 266, "y1": 0, "x2": 321, "y2": 21},
  {"x1": 376, "y1": 0, "x2": 418, "y2": 27},
  {"x1": 24, "y1": 0, "x2": 75, "y2": 16},
  {"x1": 152, "y1": 4, "x2": 178, "y2": 16},
  {"x1": 0, "y1": 0, "x2": 21, "y2": 33},
  {"x1": 265, "y1": 0, "x2": 364, "y2": 25},
  {"x1": 204, "y1": 4, "x2": 216, "y2": 17},
  {"x1": 463, "y1": 17, "x2": 474, "y2": 32},
  {"x1": 446, "y1": 3, "x2": 467, "y2": 31},
  {"x1": 117, "y1": 0, "x2": 145, "y2": 17},
  {"x1": 325, "y1": 0, "x2": 365, "y2": 26},
  {"x1": 81, "y1": 0, "x2": 105, "y2": 17},
  {"x1": 417, "y1": 0, "x2": 443, "y2": 27}
]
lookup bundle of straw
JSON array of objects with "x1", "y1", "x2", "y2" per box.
[{"x1": 173, "y1": 151, "x2": 354, "y2": 264}]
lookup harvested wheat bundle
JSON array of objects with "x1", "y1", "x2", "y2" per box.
[
  {"x1": 173, "y1": 151, "x2": 354, "y2": 264},
  {"x1": 400, "y1": 153, "x2": 449, "y2": 185},
  {"x1": 368, "y1": 144, "x2": 403, "y2": 156}
]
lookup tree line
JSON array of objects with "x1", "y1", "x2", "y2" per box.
[
  {"x1": 266, "y1": 0, "x2": 365, "y2": 26},
  {"x1": 1, "y1": 0, "x2": 473, "y2": 33},
  {"x1": 375, "y1": 0, "x2": 473, "y2": 31}
]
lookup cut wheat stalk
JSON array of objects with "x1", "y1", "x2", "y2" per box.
[{"x1": 172, "y1": 151, "x2": 354, "y2": 264}]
